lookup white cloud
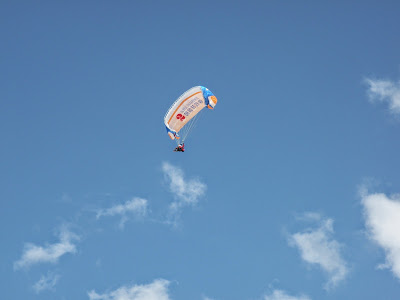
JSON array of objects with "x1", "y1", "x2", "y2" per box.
[
  {"x1": 361, "y1": 190, "x2": 400, "y2": 280},
  {"x1": 33, "y1": 272, "x2": 60, "y2": 293},
  {"x1": 88, "y1": 279, "x2": 171, "y2": 300},
  {"x1": 295, "y1": 211, "x2": 322, "y2": 222},
  {"x1": 96, "y1": 197, "x2": 148, "y2": 229},
  {"x1": 162, "y1": 162, "x2": 206, "y2": 218},
  {"x1": 14, "y1": 227, "x2": 79, "y2": 270},
  {"x1": 288, "y1": 214, "x2": 348, "y2": 289},
  {"x1": 365, "y1": 77, "x2": 400, "y2": 114},
  {"x1": 264, "y1": 290, "x2": 311, "y2": 300}
]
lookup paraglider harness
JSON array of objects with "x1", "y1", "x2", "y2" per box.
[{"x1": 174, "y1": 143, "x2": 185, "y2": 152}]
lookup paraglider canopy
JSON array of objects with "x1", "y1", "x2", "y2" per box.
[{"x1": 164, "y1": 86, "x2": 217, "y2": 145}]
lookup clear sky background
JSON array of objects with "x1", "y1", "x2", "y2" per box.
[{"x1": 1, "y1": 1, "x2": 400, "y2": 300}]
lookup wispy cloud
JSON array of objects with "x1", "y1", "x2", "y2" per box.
[
  {"x1": 162, "y1": 162, "x2": 206, "y2": 220},
  {"x1": 96, "y1": 198, "x2": 148, "y2": 229},
  {"x1": 365, "y1": 77, "x2": 400, "y2": 115},
  {"x1": 88, "y1": 279, "x2": 171, "y2": 300},
  {"x1": 361, "y1": 189, "x2": 400, "y2": 280},
  {"x1": 264, "y1": 290, "x2": 311, "y2": 300},
  {"x1": 14, "y1": 227, "x2": 79, "y2": 270},
  {"x1": 288, "y1": 214, "x2": 349, "y2": 289},
  {"x1": 32, "y1": 272, "x2": 60, "y2": 293}
]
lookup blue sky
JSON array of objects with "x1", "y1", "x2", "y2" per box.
[{"x1": 1, "y1": 1, "x2": 400, "y2": 299}]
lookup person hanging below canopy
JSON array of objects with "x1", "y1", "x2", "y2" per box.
[{"x1": 173, "y1": 143, "x2": 185, "y2": 152}]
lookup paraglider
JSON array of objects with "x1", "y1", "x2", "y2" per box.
[{"x1": 164, "y1": 86, "x2": 218, "y2": 152}]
